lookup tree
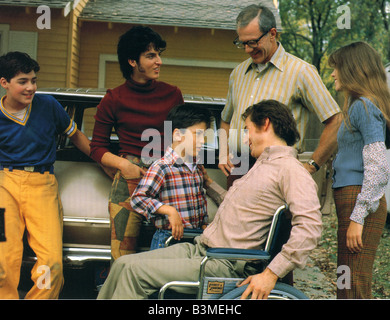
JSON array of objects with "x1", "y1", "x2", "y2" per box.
[
  {"x1": 278, "y1": 0, "x2": 390, "y2": 87},
  {"x1": 279, "y1": 0, "x2": 346, "y2": 75},
  {"x1": 347, "y1": 0, "x2": 390, "y2": 61},
  {"x1": 277, "y1": 0, "x2": 390, "y2": 148}
]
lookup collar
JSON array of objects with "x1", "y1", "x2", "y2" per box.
[
  {"x1": 163, "y1": 146, "x2": 180, "y2": 165},
  {"x1": 164, "y1": 146, "x2": 200, "y2": 172},
  {"x1": 0, "y1": 95, "x2": 32, "y2": 126},
  {"x1": 245, "y1": 42, "x2": 285, "y2": 74},
  {"x1": 257, "y1": 145, "x2": 298, "y2": 162},
  {"x1": 125, "y1": 77, "x2": 157, "y2": 93}
]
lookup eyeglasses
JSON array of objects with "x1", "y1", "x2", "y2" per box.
[{"x1": 233, "y1": 31, "x2": 269, "y2": 49}]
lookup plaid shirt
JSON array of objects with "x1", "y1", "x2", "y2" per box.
[{"x1": 130, "y1": 147, "x2": 207, "y2": 229}]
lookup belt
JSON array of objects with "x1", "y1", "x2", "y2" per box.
[{"x1": 0, "y1": 164, "x2": 54, "y2": 174}]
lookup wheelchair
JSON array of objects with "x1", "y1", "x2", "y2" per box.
[{"x1": 158, "y1": 204, "x2": 308, "y2": 300}]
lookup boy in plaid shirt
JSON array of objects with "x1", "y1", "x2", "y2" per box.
[{"x1": 130, "y1": 104, "x2": 218, "y2": 249}]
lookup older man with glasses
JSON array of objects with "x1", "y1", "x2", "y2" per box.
[{"x1": 219, "y1": 4, "x2": 342, "y2": 187}]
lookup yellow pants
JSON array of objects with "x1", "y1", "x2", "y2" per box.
[{"x1": 0, "y1": 168, "x2": 63, "y2": 299}]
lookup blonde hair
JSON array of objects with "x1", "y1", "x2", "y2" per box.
[{"x1": 328, "y1": 42, "x2": 390, "y2": 135}]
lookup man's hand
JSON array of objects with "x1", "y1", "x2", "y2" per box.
[
  {"x1": 238, "y1": 268, "x2": 278, "y2": 299},
  {"x1": 303, "y1": 162, "x2": 317, "y2": 175}
]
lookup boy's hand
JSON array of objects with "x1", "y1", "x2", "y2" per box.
[{"x1": 164, "y1": 206, "x2": 184, "y2": 240}]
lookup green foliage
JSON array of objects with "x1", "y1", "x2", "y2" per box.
[{"x1": 278, "y1": 0, "x2": 390, "y2": 91}]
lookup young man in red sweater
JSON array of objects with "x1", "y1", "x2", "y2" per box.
[{"x1": 90, "y1": 26, "x2": 183, "y2": 261}]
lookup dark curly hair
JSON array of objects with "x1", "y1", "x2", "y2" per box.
[
  {"x1": 0, "y1": 51, "x2": 40, "y2": 82},
  {"x1": 117, "y1": 26, "x2": 166, "y2": 80},
  {"x1": 167, "y1": 103, "x2": 212, "y2": 133},
  {"x1": 242, "y1": 100, "x2": 300, "y2": 146}
]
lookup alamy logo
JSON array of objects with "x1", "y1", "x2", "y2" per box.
[
  {"x1": 37, "y1": 265, "x2": 51, "y2": 289},
  {"x1": 337, "y1": 265, "x2": 351, "y2": 290},
  {"x1": 36, "y1": 5, "x2": 51, "y2": 30},
  {"x1": 337, "y1": 5, "x2": 351, "y2": 29}
]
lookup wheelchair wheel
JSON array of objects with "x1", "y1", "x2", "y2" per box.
[{"x1": 219, "y1": 282, "x2": 309, "y2": 300}]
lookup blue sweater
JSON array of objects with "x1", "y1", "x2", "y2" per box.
[{"x1": 332, "y1": 97, "x2": 386, "y2": 188}]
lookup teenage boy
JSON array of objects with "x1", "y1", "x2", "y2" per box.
[
  {"x1": 0, "y1": 51, "x2": 91, "y2": 299},
  {"x1": 90, "y1": 26, "x2": 183, "y2": 260},
  {"x1": 130, "y1": 104, "x2": 217, "y2": 249}
]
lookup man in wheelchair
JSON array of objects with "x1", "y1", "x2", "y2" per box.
[{"x1": 97, "y1": 99, "x2": 322, "y2": 300}]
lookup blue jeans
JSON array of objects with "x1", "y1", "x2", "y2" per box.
[{"x1": 150, "y1": 229, "x2": 171, "y2": 250}]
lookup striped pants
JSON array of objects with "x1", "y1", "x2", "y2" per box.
[{"x1": 334, "y1": 186, "x2": 387, "y2": 299}]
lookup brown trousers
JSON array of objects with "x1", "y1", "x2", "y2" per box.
[
  {"x1": 334, "y1": 186, "x2": 387, "y2": 299},
  {"x1": 109, "y1": 171, "x2": 143, "y2": 261}
]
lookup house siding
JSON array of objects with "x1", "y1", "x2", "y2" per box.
[{"x1": 0, "y1": 6, "x2": 70, "y2": 88}]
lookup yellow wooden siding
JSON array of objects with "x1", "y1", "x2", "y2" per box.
[
  {"x1": 78, "y1": 22, "x2": 128, "y2": 88},
  {"x1": 105, "y1": 61, "x2": 122, "y2": 89},
  {"x1": 160, "y1": 65, "x2": 232, "y2": 98},
  {"x1": 162, "y1": 27, "x2": 246, "y2": 62},
  {"x1": 0, "y1": 6, "x2": 70, "y2": 88}
]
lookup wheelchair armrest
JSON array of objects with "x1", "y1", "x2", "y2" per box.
[
  {"x1": 206, "y1": 248, "x2": 271, "y2": 261},
  {"x1": 182, "y1": 228, "x2": 203, "y2": 237},
  {"x1": 166, "y1": 228, "x2": 203, "y2": 238},
  {"x1": 164, "y1": 228, "x2": 203, "y2": 247}
]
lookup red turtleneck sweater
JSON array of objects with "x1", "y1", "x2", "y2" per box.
[{"x1": 90, "y1": 79, "x2": 183, "y2": 163}]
